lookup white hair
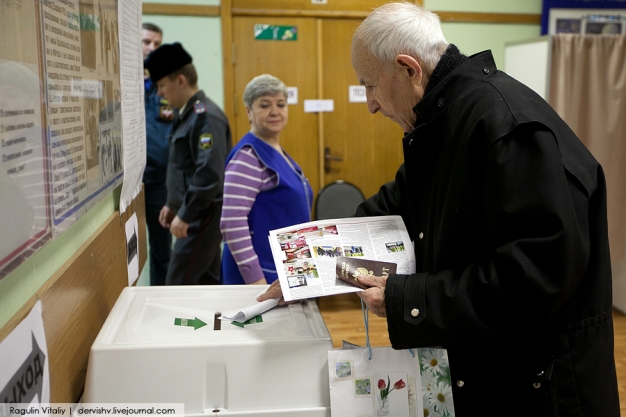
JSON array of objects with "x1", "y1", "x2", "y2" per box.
[{"x1": 353, "y1": 1, "x2": 449, "y2": 73}]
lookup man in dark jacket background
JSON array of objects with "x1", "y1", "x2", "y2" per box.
[
  {"x1": 142, "y1": 23, "x2": 173, "y2": 286},
  {"x1": 259, "y1": 2, "x2": 619, "y2": 415}
]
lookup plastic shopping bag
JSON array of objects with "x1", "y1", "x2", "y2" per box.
[{"x1": 328, "y1": 345, "x2": 455, "y2": 417}]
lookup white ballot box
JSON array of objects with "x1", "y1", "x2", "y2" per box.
[{"x1": 82, "y1": 286, "x2": 333, "y2": 416}]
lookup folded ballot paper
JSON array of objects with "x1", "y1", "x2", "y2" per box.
[{"x1": 218, "y1": 291, "x2": 280, "y2": 323}]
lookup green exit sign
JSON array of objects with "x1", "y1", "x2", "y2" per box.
[{"x1": 254, "y1": 24, "x2": 298, "y2": 41}]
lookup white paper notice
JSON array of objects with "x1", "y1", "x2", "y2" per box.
[
  {"x1": 118, "y1": 0, "x2": 146, "y2": 213},
  {"x1": 287, "y1": 87, "x2": 298, "y2": 105},
  {"x1": 348, "y1": 85, "x2": 367, "y2": 103},
  {"x1": 125, "y1": 212, "x2": 139, "y2": 286},
  {"x1": 304, "y1": 99, "x2": 334, "y2": 113},
  {"x1": 0, "y1": 301, "x2": 50, "y2": 404}
]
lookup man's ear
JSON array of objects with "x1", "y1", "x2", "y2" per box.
[
  {"x1": 396, "y1": 54, "x2": 422, "y2": 84},
  {"x1": 176, "y1": 73, "x2": 187, "y2": 87}
]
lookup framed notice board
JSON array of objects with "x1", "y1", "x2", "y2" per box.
[{"x1": 0, "y1": 0, "x2": 144, "y2": 279}]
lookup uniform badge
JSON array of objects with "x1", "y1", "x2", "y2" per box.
[
  {"x1": 159, "y1": 105, "x2": 173, "y2": 121},
  {"x1": 199, "y1": 133, "x2": 213, "y2": 150},
  {"x1": 194, "y1": 100, "x2": 206, "y2": 114}
]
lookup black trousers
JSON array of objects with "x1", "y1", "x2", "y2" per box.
[
  {"x1": 165, "y1": 203, "x2": 222, "y2": 286},
  {"x1": 144, "y1": 182, "x2": 171, "y2": 286}
]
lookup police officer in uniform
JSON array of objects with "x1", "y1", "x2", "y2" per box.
[
  {"x1": 142, "y1": 23, "x2": 173, "y2": 286},
  {"x1": 144, "y1": 42, "x2": 232, "y2": 285}
]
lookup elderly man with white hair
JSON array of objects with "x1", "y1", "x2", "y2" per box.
[{"x1": 260, "y1": 2, "x2": 619, "y2": 415}]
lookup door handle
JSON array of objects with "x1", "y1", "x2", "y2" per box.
[{"x1": 324, "y1": 146, "x2": 342, "y2": 173}]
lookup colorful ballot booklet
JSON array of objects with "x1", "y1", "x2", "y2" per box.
[{"x1": 268, "y1": 215, "x2": 415, "y2": 302}]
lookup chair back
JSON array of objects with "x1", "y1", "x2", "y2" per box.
[{"x1": 315, "y1": 180, "x2": 365, "y2": 220}]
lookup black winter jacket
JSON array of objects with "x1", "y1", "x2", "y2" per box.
[
  {"x1": 357, "y1": 50, "x2": 619, "y2": 416},
  {"x1": 166, "y1": 90, "x2": 232, "y2": 223}
]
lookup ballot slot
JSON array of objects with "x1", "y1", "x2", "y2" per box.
[{"x1": 106, "y1": 287, "x2": 319, "y2": 344}]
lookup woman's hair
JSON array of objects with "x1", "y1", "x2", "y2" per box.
[
  {"x1": 243, "y1": 74, "x2": 288, "y2": 107},
  {"x1": 352, "y1": 2, "x2": 449, "y2": 74}
]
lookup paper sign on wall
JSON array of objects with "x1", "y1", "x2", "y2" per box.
[
  {"x1": 125, "y1": 212, "x2": 139, "y2": 286},
  {"x1": 349, "y1": 85, "x2": 367, "y2": 103},
  {"x1": 304, "y1": 99, "x2": 334, "y2": 113},
  {"x1": 287, "y1": 87, "x2": 298, "y2": 105},
  {"x1": 0, "y1": 301, "x2": 50, "y2": 404}
]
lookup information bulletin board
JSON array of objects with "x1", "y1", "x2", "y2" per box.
[{"x1": 0, "y1": 0, "x2": 143, "y2": 279}]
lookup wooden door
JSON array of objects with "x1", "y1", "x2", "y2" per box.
[
  {"x1": 231, "y1": 15, "x2": 404, "y2": 200},
  {"x1": 320, "y1": 19, "x2": 404, "y2": 199},
  {"x1": 232, "y1": 16, "x2": 320, "y2": 195}
]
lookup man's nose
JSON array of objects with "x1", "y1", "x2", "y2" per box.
[{"x1": 367, "y1": 98, "x2": 380, "y2": 115}]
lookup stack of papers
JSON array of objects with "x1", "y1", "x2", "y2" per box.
[{"x1": 219, "y1": 215, "x2": 415, "y2": 321}]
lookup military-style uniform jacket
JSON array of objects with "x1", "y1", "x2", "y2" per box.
[
  {"x1": 166, "y1": 90, "x2": 232, "y2": 223},
  {"x1": 357, "y1": 49, "x2": 619, "y2": 416}
]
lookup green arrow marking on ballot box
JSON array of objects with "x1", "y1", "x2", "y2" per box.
[
  {"x1": 231, "y1": 315, "x2": 263, "y2": 328},
  {"x1": 174, "y1": 317, "x2": 207, "y2": 330}
]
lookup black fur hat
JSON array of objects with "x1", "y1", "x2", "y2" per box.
[{"x1": 144, "y1": 42, "x2": 192, "y2": 83}]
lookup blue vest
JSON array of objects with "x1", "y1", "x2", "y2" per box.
[{"x1": 221, "y1": 132, "x2": 313, "y2": 284}]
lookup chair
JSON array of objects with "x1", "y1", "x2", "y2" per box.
[{"x1": 315, "y1": 180, "x2": 365, "y2": 220}]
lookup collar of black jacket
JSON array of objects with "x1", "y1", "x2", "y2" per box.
[
  {"x1": 410, "y1": 49, "x2": 496, "y2": 130},
  {"x1": 424, "y1": 44, "x2": 469, "y2": 97}
]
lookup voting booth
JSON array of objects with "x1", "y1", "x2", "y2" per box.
[{"x1": 82, "y1": 286, "x2": 333, "y2": 416}]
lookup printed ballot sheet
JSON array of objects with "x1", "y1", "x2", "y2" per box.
[{"x1": 269, "y1": 215, "x2": 416, "y2": 302}]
